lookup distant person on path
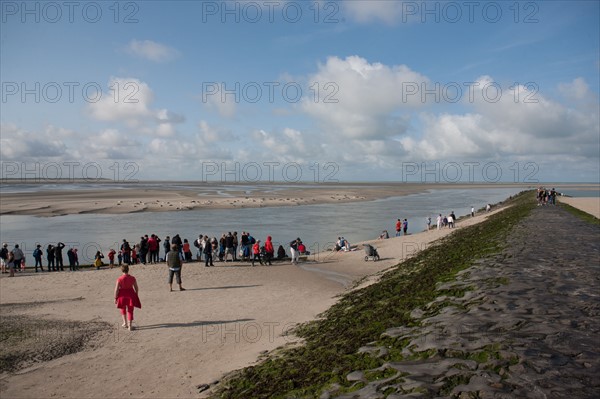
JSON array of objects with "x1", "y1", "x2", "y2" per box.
[
  {"x1": 486, "y1": 204, "x2": 491, "y2": 212},
  {"x1": 436, "y1": 214, "x2": 443, "y2": 230},
  {"x1": 166, "y1": 244, "x2": 185, "y2": 291},
  {"x1": 0, "y1": 243, "x2": 8, "y2": 274},
  {"x1": 54, "y1": 242, "x2": 65, "y2": 271},
  {"x1": 379, "y1": 230, "x2": 389, "y2": 239},
  {"x1": 402, "y1": 219, "x2": 408, "y2": 235},
  {"x1": 447, "y1": 214, "x2": 454, "y2": 229},
  {"x1": 395, "y1": 219, "x2": 402, "y2": 237},
  {"x1": 426, "y1": 217, "x2": 432, "y2": 231},
  {"x1": 114, "y1": 264, "x2": 141, "y2": 332},
  {"x1": 252, "y1": 240, "x2": 263, "y2": 267},
  {"x1": 471, "y1": 206, "x2": 475, "y2": 217},
  {"x1": 264, "y1": 236, "x2": 274, "y2": 265},
  {"x1": 33, "y1": 244, "x2": 44, "y2": 272},
  {"x1": 450, "y1": 211, "x2": 456, "y2": 227},
  {"x1": 46, "y1": 244, "x2": 55, "y2": 271}
]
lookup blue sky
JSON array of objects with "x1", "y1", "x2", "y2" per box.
[{"x1": 1, "y1": 0, "x2": 599, "y2": 183}]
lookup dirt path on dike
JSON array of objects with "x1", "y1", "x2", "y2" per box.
[{"x1": 334, "y1": 205, "x2": 600, "y2": 398}]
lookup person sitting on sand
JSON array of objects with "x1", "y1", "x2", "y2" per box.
[
  {"x1": 114, "y1": 264, "x2": 141, "y2": 331},
  {"x1": 277, "y1": 245, "x2": 286, "y2": 260},
  {"x1": 94, "y1": 250, "x2": 104, "y2": 270},
  {"x1": 379, "y1": 230, "x2": 389, "y2": 240},
  {"x1": 166, "y1": 244, "x2": 185, "y2": 291},
  {"x1": 298, "y1": 240, "x2": 308, "y2": 255}
]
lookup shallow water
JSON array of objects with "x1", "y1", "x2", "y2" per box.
[{"x1": 0, "y1": 187, "x2": 522, "y2": 262}]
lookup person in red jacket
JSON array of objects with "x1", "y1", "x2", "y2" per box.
[
  {"x1": 264, "y1": 236, "x2": 274, "y2": 266},
  {"x1": 114, "y1": 264, "x2": 141, "y2": 331},
  {"x1": 252, "y1": 240, "x2": 263, "y2": 267}
]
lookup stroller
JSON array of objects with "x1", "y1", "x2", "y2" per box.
[{"x1": 364, "y1": 244, "x2": 380, "y2": 262}]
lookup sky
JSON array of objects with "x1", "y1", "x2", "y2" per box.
[{"x1": 1, "y1": 0, "x2": 599, "y2": 183}]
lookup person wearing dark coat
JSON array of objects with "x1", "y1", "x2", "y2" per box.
[{"x1": 54, "y1": 242, "x2": 65, "y2": 271}]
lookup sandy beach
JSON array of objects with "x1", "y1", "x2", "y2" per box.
[
  {"x1": 0, "y1": 182, "x2": 537, "y2": 217},
  {"x1": 0, "y1": 207, "x2": 505, "y2": 398},
  {"x1": 559, "y1": 196, "x2": 600, "y2": 219}
]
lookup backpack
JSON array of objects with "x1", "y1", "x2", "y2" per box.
[
  {"x1": 0, "y1": 247, "x2": 8, "y2": 260},
  {"x1": 33, "y1": 248, "x2": 42, "y2": 258},
  {"x1": 249, "y1": 236, "x2": 256, "y2": 245}
]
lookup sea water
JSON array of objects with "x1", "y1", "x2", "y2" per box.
[{"x1": 0, "y1": 187, "x2": 523, "y2": 262}]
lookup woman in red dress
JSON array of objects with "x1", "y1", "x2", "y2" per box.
[{"x1": 114, "y1": 264, "x2": 141, "y2": 331}]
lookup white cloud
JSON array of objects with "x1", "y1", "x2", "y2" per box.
[
  {"x1": 399, "y1": 77, "x2": 600, "y2": 161},
  {"x1": 126, "y1": 40, "x2": 180, "y2": 62},
  {"x1": 302, "y1": 55, "x2": 429, "y2": 140},
  {"x1": 0, "y1": 123, "x2": 68, "y2": 160},
  {"x1": 87, "y1": 77, "x2": 182, "y2": 137}
]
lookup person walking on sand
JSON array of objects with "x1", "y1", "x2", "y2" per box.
[
  {"x1": 264, "y1": 236, "x2": 274, "y2": 265},
  {"x1": 166, "y1": 244, "x2": 185, "y2": 291},
  {"x1": 252, "y1": 240, "x2": 263, "y2": 267},
  {"x1": 114, "y1": 264, "x2": 141, "y2": 331},
  {"x1": 471, "y1": 206, "x2": 475, "y2": 217},
  {"x1": 426, "y1": 217, "x2": 432, "y2": 231},
  {"x1": 436, "y1": 214, "x2": 443, "y2": 230}
]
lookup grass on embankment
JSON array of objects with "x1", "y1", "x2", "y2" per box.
[
  {"x1": 558, "y1": 202, "x2": 600, "y2": 226},
  {"x1": 213, "y1": 191, "x2": 536, "y2": 399}
]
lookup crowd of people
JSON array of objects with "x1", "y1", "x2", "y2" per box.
[
  {"x1": 537, "y1": 187, "x2": 558, "y2": 206},
  {"x1": 0, "y1": 230, "x2": 311, "y2": 277}
]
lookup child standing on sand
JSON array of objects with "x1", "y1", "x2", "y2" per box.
[{"x1": 114, "y1": 264, "x2": 141, "y2": 331}]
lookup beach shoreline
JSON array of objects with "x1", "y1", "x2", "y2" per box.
[{"x1": 0, "y1": 198, "x2": 512, "y2": 398}]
